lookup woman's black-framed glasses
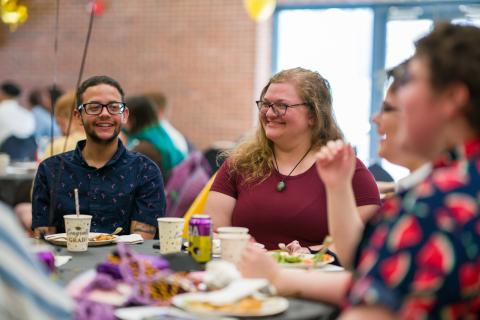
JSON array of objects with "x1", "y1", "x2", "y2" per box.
[
  {"x1": 78, "y1": 102, "x2": 126, "y2": 115},
  {"x1": 256, "y1": 100, "x2": 306, "y2": 116}
]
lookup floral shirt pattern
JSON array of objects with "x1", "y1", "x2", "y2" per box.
[
  {"x1": 32, "y1": 140, "x2": 166, "y2": 234},
  {"x1": 347, "y1": 141, "x2": 480, "y2": 319}
]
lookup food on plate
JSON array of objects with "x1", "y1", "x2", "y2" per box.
[
  {"x1": 186, "y1": 296, "x2": 262, "y2": 313},
  {"x1": 278, "y1": 240, "x2": 310, "y2": 255},
  {"x1": 90, "y1": 234, "x2": 116, "y2": 241},
  {"x1": 270, "y1": 251, "x2": 333, "y2": 267}
]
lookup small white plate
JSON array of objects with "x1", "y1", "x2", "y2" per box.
[
  {"x1": 172, "y1": 293, "x2": 288, "y2": 317},
  {"x1": 44, "y1": 233, "x2": 118, "y2": 247}
]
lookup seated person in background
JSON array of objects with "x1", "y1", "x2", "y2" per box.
[
  {"x1": 40, "y1": 90, "x2": 86, "y2": 160},
  {"x1": 145, "y1": 91, "x2": 192, "y2": 156},
  {"x1": 0, "y1": 81, "x2": 36, "y2": 161},
  {"x1": 15, "y1": 90, "x2": 87, "y2": 232},
  {"x1": 239, "y1": 22, "x2": 480, "y2": 319},
  {"x1": 32, "y1": 76, "x2": 166, "y2": 239},
  {"x1": 205, "y1": 67, "x2": 381, "y2": 251},
  {"x1": 124, "y1": 95, "x2": 185, "y2": 181},
  {"x1": 0, "y1": 201, "x2": 73, "y2": 319},
  {"x1": 27, "y1": 86, "x2": 61, "y2": 149},
  {"x1": 372, "y1": 61, "x2": 431, "y2": 198},
  {"x1": 203, "y1": 140, "x2": 236, "y2": 173}
]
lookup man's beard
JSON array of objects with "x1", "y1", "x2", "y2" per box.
[{"x1": 84, "y1": 122, "x2": 121, "y2": 145}]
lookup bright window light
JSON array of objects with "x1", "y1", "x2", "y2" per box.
[{"x1": 277, "y1": 8, "x2": 374, "y2": 163}]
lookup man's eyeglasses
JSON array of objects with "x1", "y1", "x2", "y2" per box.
[
  {"x1": 256, "y1": 100, "x2": 307, "y2": 116},
  {"x1": 78, "y1": 102, "x2": 126, "y2": 115}
]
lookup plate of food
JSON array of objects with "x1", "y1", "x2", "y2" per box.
[
  {"x1": 172, "y1": 293, "x2": 288, "y2": 317},
  {"x1": 44, "y1": 233, "x2": 118, "y2": 247},
  {"x1": 269, "y1": 251, "x2": 335, "y2": 269}
]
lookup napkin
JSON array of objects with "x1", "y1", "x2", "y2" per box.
[
  {"x1": 183, "y1": 278, "x2": 269, "y2": 306},
  {"x1": 54, "y1": 255, "x2": 72, "y2": 267},
  {"x1": 203, "y1": 260, "x2": 241, "y2": 289},
  {"x1": 114, "y1": 234, "x2": 144, "y2": 244}
]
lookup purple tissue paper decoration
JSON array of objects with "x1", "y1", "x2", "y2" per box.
[
  {"x1": 74, "y1": 243, "x2": 173, "y2": 319},
  {"x1": 35, "y1": 251, "x2": 55, "y2": 273},
  {"x1": 96, "y1": 262, "x2": 122, "y2": 279}
]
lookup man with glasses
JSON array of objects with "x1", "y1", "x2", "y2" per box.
[{"x1": 32, "y1": 75, "x2": 165, "y2": 240}]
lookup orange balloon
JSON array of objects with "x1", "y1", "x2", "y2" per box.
[{"x1": 243, "y1": 0, "x2": 276, "y2": 22}]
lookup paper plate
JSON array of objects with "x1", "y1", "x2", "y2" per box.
[
  {"x1": 172, "y1": 293, "x2": 288, "y2": 317},
  {"x1": 44, "y1": 233, "x2": 118, "y2": 247}
]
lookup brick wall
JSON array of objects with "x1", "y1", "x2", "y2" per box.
[
  {"x1": 0, "y1": 0, "x2": 264, "y2": 150},
  {"x1": 3, "y1": 0, "x2": 373, "y2": 150}
]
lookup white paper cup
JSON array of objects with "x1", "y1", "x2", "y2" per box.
[
  {"x1": 64, "y1": 214, "x2": 92, "y2": 252},
  {"x1": 219, "y1": 233, "x2": 250, "y2": 264},
  {"x1": 158, "y1": 217, "x2": 185, "y2": 254},
  {"x1": 217, "y1": 226, "x2": 249, "y2": 234}
]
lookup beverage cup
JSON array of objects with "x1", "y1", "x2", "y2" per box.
[
  {"x1": 64, "y1": 214, "x2": 92, "y2": 252},
  {"x1": 219, "y1": 233, "x2": 250, "y2": 264},
  {"x1": 158, "y1": 217, "x2": 185, "y2": 254},
  {"x1": 217, "y1": 226, "x2": 249, "y2": 235}
]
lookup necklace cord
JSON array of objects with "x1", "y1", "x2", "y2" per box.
[{"x1": 272, "y1": 146, "x2": 312, "y2": 181}]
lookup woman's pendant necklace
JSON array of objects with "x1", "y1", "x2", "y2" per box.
[{"x1": 272, "y1": 146, "x2": 312, "y2": 192}]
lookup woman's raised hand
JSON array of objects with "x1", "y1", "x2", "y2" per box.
[
  {"x1": 236, "y1": 242, "x2": 280, "y2": 285},
  {"x1": 315, "y1": 139, "x2": 356, "y2": 188}
]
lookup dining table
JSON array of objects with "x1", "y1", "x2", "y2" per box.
[
  {"x1": 0, "y1": 163, "x2": 37, "y2": 206},
  {"x1": 51, "y1": 240, "x2": 339, "y2": 320}
]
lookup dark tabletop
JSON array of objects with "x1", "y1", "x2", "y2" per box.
[
  {"x1": 0, "y1": 174, "x2": 34, "y2": 206},
  {"x1": 52, "y1": 240, "x2": 338, "y2": 320}
]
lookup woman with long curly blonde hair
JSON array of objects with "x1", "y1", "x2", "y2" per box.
[{"x1": 205, "y1": 67, "x2": 380, "y2": 250}]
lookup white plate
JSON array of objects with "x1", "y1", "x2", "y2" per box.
[
  {"x1": 44, "y1": 232, "x2": 118, "y2": 247},
  {"x1": 115, "y1": 306, "x2": 200, "y2": 320},
  {"x1": 268, "y1": 251, "x2": 335, "y2": 269},
  {"x1": 172, "y1": 293, "x2": 288, "y2": 317}
]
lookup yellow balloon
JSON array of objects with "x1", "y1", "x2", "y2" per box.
[
  {"x1": 243, "y1": 0, "x2": 276, "y2": 22},
  {"x1": 1, "y1": 0, "x2": 17, "y2": 12},
  {"x1": 1, "y1": 0, "x2": 28, "y2": 31}
]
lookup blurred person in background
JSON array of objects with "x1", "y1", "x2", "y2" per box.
[
  {"x1": 32, "y1": 76, "x2": 165, "y2": 239},
  {"x1": 40, "y1": 90, "x2": 86, "y2": 160},
  {"x1": 145, "y1": 91, "x2": 192, "y2": 156},
  {"x1": 14, "y1": 91, "x2": 87, "y2": 232},
  {"x1": 124, "y1": 95, "x2": 186, "y2": 181},
  {"x1": 0, "y1": 81, "x2": 36, "y2": 161},
  {"x1": 27, "y1": 86, "x2": 61, "y2": 152},
  {"x1": 0, "y1": 201, "x2": 72, "y2": 319}
]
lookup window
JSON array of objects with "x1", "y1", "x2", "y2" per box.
[
  {"x1": 276, "y1": 8, "x2": 373, "y2": 162},
  {"x1": 274, "y1": 1, "x2": 480, "y2": 180}
]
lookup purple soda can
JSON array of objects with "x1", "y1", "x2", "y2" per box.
[{"x1": 188, "y1": 214, "x2": 212, "y2": 263}]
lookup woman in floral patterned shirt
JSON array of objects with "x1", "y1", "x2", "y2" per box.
[{"x1": 238, "y1": 22, "x2": 480, "y2": 319}]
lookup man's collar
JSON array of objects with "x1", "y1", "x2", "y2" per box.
[{"x1": 74, "y1": 139, "x2": 126, "y2": 168}]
